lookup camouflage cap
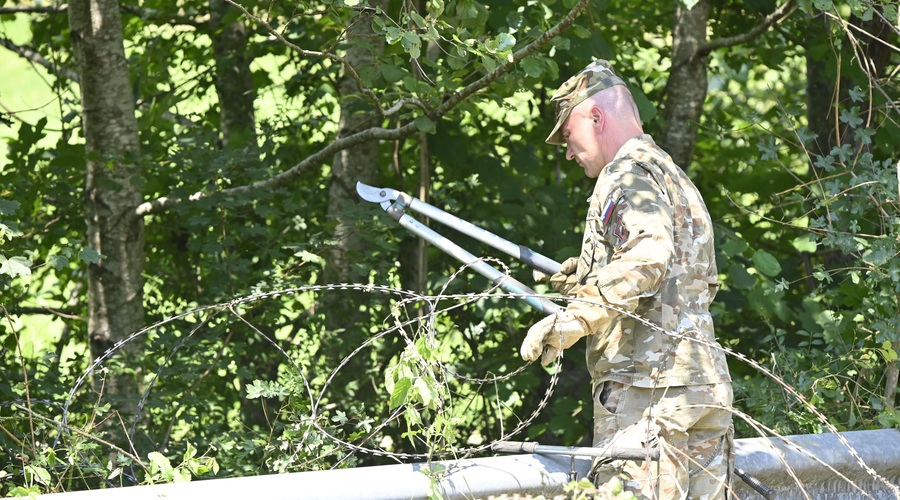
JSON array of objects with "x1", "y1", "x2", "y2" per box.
[{"x1": 545, "y1": 59, "x2": 626, "y2": 145}]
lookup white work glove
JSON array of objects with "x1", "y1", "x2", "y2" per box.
[
  {"x1": 520, "y1": 285, "x2": 612, "y2": 366},
  {"x1": 533, "y1": 257, "x2": 579, "y2": 295}
]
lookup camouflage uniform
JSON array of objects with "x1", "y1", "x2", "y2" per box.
[{"x1": 548, "y1": 61, "x2": 734, "y2": 499}]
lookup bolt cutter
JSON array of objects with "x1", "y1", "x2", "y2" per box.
[{"x1": 356, "y1": 181, "x2": 562, "y2": 315}]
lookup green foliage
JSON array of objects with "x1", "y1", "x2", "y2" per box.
[
  {"x1": 144, "y1": 444, "x2": 219, "y2": 484},
  {"x1": 0, "y1": 199, "x2": 31, "y2": 281},
  {"x1": 565, "y1": 476, "x2": 638, "y2": 500},
  {"x1": 707, "y1": 66, "x2": 900, "y2": 436},
  {"x1": 0, "y1": 0, "x2": 898, "y2": 496}
]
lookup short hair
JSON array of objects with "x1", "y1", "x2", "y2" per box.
[{"x1": 589, "y1": 85, "x2": 641, "y2": 124}]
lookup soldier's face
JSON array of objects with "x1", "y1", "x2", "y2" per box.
[{"x1": 563, "y1": 103, "x2": 604, "y2": 178}]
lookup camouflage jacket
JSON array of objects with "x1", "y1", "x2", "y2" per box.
[{"x1": 574, "y1": 134, "x2": 731, "y2": 387}]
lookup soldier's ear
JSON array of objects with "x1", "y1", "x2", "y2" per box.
[{"x1": 589, "y1": 106, "x2": 604, "y2": 131}]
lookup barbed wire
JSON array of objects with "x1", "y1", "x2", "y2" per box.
[{"x1": 22, "y1": 257, "x2": 895, "y2": 497}]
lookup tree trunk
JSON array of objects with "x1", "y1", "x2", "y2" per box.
[
  {"x1": 208, "y1": 0, "x2": 271, "y2": 430},
  {"x1": 209, "y1": 0, "x2": 256, "y2": 149},
  {"x1": 807, "y1": 7, "x2": 895, "y2": 159},
  {"x1": 396, "y1": 0, "x2": 435, "y2": 299},
  {"x1": 69, "y1": 0, "x2": 145, "y2": 449},
  {"x1": 805, "y1": 12, "x2": 836, "y2": 159},
  {"x1": 658, "y1": 0, "x2": 709, "y2": 170},
  {"x1": 324, "y1": 2, "x2": 387, "y2": 329}
]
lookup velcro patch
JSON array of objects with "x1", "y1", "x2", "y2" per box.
[{"x1": 601, "y1": 197, "x2": 629, "y2": 245}]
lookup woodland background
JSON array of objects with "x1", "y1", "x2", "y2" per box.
[{"x1": 0, "y1": 0, "x2": 898, "y2": 495}]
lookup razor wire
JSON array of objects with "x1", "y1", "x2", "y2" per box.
[
  {"x1": 54, "y1": 258, "x2": 566, "y2": 467},
  {"x1": 32, "y1": 256, "x2": 898, "y2": 497}
]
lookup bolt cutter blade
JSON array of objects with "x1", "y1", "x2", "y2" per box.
[{"x1": 356, "y1": 182, "x2": 397, "y2": 204}]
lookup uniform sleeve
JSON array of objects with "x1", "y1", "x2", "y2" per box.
[{"x1": 589, "y1": 166, "x2": 674, "y2": 313}]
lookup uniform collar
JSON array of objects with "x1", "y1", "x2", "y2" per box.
[{"x1": 611, "y1": 134, "x2": 655, "y2": 162}]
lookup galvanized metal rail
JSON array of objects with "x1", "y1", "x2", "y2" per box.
[{"x1": 39, "y1": 429, "x2": 900, "y2": 500}]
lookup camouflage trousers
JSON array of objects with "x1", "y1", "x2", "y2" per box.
[{"x1": 589, "y1": 381, "x2": 734, "y2": 500}]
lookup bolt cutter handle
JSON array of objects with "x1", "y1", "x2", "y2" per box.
[
  {"x1": 357, "y1": 181, "x2": 562, "y2": 315},
  {"x1": 390, "y1": 203, "x2": 561, "y2": 315},
  {"x1": 357, "y1": 182, "x2": 561, "y2": 276}
]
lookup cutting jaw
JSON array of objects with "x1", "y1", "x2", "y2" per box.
[{"x1": 356, "y1": 182, "x2": 402, "y2": 210}]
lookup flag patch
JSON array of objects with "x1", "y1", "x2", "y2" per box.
[
  {"x1": 601, "y1": 198, "x2": 617, "y2": 226},
  {"x1": 600, "y1": 196, "x2": 629, "y2": 244}
]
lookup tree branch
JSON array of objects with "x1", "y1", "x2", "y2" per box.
[
  {"x1": 225, "y1": 0, "x2": 384, "y2": 115},
  {"x1": 699, "y1": 0, "x2": 796, "y2": 55},
  {"x1": 0, "y1": 5, "x2": 67, "y2": 14},
  {"x1": 0, "y1": 36, "x2": 197, "y2": 129},
  {"x1": 0, "y1": 36, "x2": 78, "y2": 81},
  {"x1": 436, "y1": 0, "x2": 589, "y2": 116},
  {"x1": 119, "y1": 5, "x2": 208, "y2": 29},
  {"x1": 135, "y1": 0, "x2": 591, "y2": 217},
  {"x1": 4, "y1": 306, "x2": 82, "y2": 320},
  {"x1": 0, "y1": 4, "x2": 206, "y2": 28}
]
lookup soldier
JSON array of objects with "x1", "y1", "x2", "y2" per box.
[{"x1": 521, "y1": 59, "x2": 734, "y2": 499}]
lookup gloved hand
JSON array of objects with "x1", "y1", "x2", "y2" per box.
[
  {"x1": 520, "y1": 285, "x2": 612, "y2": 365},
  {"x1": 533, "y1": 257, "x2": 579, "y2": 295}
]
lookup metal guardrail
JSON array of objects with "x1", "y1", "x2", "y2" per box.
[
  {"x1": 39, "y1": 429, "x2": 900, "y2": 499},
  {"x1": 733, "y1": 429, "x2": 900, "y2": 499}
]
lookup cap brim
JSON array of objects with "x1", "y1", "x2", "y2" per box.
[{"x1": 545, "y1": 107, "x2": 573, "y2": 145}]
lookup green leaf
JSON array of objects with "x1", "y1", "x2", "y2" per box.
[
  {"x1": 389, "y1": 377, "x2": 412, "y2": 410},
  {"x1": 881, "y1": 341, "x2": 898, "y2": 363},
  {"x1": 414, "y1": 116, "x2": 436, "y2": 134},
  {"x1": 884, "y1": 3, "x2": 898, "y2": 22},
  {"x1": 183, "y1": 443, "x2": 197, "y2": 461},
  {"x1": 384, "y1": 27, "x2": 403, "y2": 44},
  {"x1": 292, "y1": 249, "x2": 325, "y2": 266},
  {"x1": 791, "y1": 235, "x2": 817, "y2": 253},
  {"x1": 839, "y1": 106, "x2": 863, "y2": 128},
  {"x1": 401, "y1": 31, "x2": 421, "y2": 59},
  {"x1": 0, "y1": 199, "x2": 20, "y2": 216},
  {"x1": 430, "y1": 0, "x2": 444, "y2": 17},
  {"x1": 381, "y1": 64, "x2": 407, "y2": 83},
  {"x1": 79, "y1": 247, "x2": 102, "y2": 264},
  {"x1": 481, "y1": 54, "x2": 497, "y2": 73},
  {"x1": 752, "y1": 250, "x2": 782, "y2": 277},
  {"x1": 48, "y1": 253, "x2": 69, "y2": 270},
  {"x1": 246, "y1": 379, "x2": 289, "y2": 399},
  {"x1": 493, "y1": 33, "x2": 515, "y2": 52},
  {"x1": 332, "y1": 410, "x2": 348, "y2": 424},
  {"x1": 24, "y1": 465, "x2": 51, "y2": 486},
  {"x1": 414, "y1": 377, "x2": 433, "y2": 407},
  {"x1": 0, "y1": 220, "x2": 22, "y2": 241},
  {"x1": 147, "y1": 451, "x2": 174, "y2": 483},
  {"x1": 0, "y1": 255, "x2": 32, "y2": 277},
  {"x1": 521, "y1": 57, "x2": 544, "y2": 78},
  {"x1": 727, "y1": 263, "x2": 756, "y2": 289},
  {"x1": 722, "y1": 238, "x2": 748, "y2": 258},
  {"x1": 410, "y1": 11, "x2": 426, "y2": 28}
]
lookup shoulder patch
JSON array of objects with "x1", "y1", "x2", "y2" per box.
[
  {"x1": 601, "y1": 198, "x2": 617, "y2": 226},
  {"x1": 601, "y1": 196, "x2": 629, "y2": 245}
]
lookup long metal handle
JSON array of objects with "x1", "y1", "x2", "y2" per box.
[
  {"x1": 492, "y1": 440, "x2": 660, "y2": 462},
  {"x1": 734, "y1": 467, "x2": 777, "y2": 499},
  {"x1": 391, "y1": 207, "x2": 562, "y2": 315},
  {"x1": 403, "y1": 195, "x2": 561, "y2": 275}
]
